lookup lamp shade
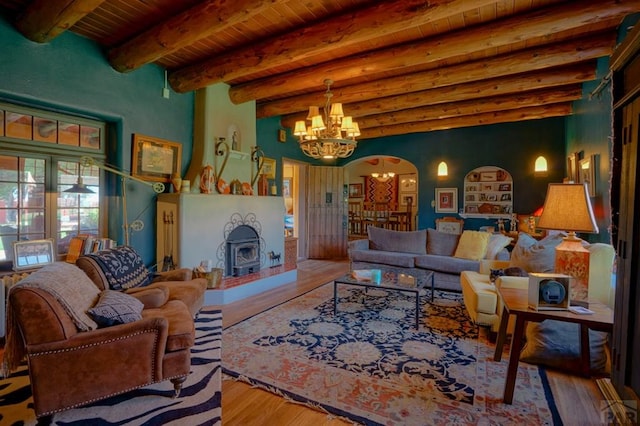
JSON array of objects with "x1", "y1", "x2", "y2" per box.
[{"x1": 536, "y1": 183, "x2": 598, "y2": 234}]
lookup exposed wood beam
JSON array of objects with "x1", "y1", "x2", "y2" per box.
[
  {"x1": 233, "y1": 31, "x2": 613, "y2": 105},
  {"x1": 266, "y1": 35, "x2": 612, "y2": 119},
  {"x1": 281, "y1": 86, "x2": 583, "y2": 130},
  {"x1": 358, "y1": 103, "x2": 573, "y2": 140},
  {"x1": 170, "y1": 0, "x2": 638, "y2": 94},
  {"x1": 14, "y1": 0, "x2": 106, "y2": 43},
  {"x1": 262, "y1": 62, "x2": 595, "y2": 119},
  {"x1": 167, "y1": 0, "x2": 499, "y2": 93},
  {"x1": 108, "y1": 0, "x2": 284, "y2": 73}
]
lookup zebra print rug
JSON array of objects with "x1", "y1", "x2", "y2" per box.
[{"x1": 0, "y1": 308, "x2": 222, "y2": 425}]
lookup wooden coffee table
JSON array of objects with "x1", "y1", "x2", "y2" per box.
[
  {"x1": 494, "y1": 286, "x2": 613, "y2": 404},
  {"x1": 333, "y1": 269, "x2": 434, "y2": 329}
]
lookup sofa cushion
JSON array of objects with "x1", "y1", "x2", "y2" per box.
[
  {"x1": 427, "y1": 228, "x2": 460, "y2": 256},
  {"x1": 88, "y1": 290, "x2": 144, "y2": 327},
  {"x1": 125, "y1": 286, "x2": 170, "y2": 309},
  {"x1": 484, "y1": 233, "x2": 513, "y2": 260},
  {"x1": 368, "y1": 226, "x2": 427, "y2": 255},
  {"x1": 77, "y1": 246, "x2": 152, "y2": 291},
  {"x1": 520, "y1": 320, "x2": 609, "y2": 374},
  {"x1": 350, "y1": 249, "x2": 416, "y2": 268},
  {"x1": 509, "y1": 232, "x2": 564, "y2": 272},
  {"x1": 415, "y1": 254, "x2": 480, "y2": 274},
  {"x1": 454, "y1": 230, "x2": 490, "y2": 260}
]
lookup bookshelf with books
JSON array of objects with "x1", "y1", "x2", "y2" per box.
[{"x1": 65, "y1": 234, "x2": 116, "y2": 263}]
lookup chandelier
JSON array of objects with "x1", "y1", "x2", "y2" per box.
[
  {"x1": 371, "y1": 158, "x2": 395, "y2": 182},
  {"x1": 293, "y1": 79, "x2": 359, "y2": 160}
]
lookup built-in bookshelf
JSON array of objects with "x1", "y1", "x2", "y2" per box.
[{"x1": 461, "y1": 166, "x2": 513, "y2": 219}]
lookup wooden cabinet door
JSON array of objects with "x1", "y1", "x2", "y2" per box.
[{"x1": 307, "y1": 166, "x2": 347, "y2": 259}]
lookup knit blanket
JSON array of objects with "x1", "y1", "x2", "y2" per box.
[{"x1": 3, "y1": 262, "x2": 101, "y2": 372}]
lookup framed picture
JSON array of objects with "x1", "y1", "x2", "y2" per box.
[
  {"x1": 132, "y1": 134, "x2": 182, "y2": 183},
  {"x1": 435, "y1": 217, "x2": 464, "y2": 235},
  {"x1": 349, "y1": 183, "x2": 363, "y2": 198},
  {"x1": 435, "y1": 187, "x2": 458, "y2": 213},
  {"x1": 278, "y1": 128, "x2": 286, "y2": 143},
  {"x1": 400, "y1": 193, "x2": 416, "y2": 206},
  {"x1": 262, "y1": 157, "x2": 276, "y2": 179},
  {"x1": 466, "y1": 205, "x2": 479, "y2": 213},
  {"x1": 498, "y1": 183, "x2": 511, "y2": 191},
  {"x1": 480, "y1": 171, "x2": 497, "y2": 182},
  {"x1": 567, "y1": 152, "x2": 579, "y2": 183},
  {"x1": 579, "y1": 155, "x2": 597, "y2": 197},
  {"x1": 399, "y1": 174, "x2": 417, "y2": 192},
  {"x1": 13, "y1": 239, "x2": 55, "y2": 271},
  {"x1": 282, "y1": 177, "x2": 292, "y2": 197}
]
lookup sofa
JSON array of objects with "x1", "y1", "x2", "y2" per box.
[
  {"x1": 4, "y1": 246, "x2": 207, "y2": 418},
  {"x1": 348, "y1": 226, "x2": 512, "y2": 292},
  {"x1": 460, "y1": 232, "x2": 616, "y2": 334}
]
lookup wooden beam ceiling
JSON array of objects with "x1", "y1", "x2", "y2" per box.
[{"x1": 1, "y1": 0, "x2": 639, "y2": 140}]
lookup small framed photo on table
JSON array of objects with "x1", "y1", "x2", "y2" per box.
[{"x1": 13, "y1": 239, "x2": 55, "y2": 271}]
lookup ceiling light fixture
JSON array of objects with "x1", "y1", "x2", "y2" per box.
[
  {"x1": 293, "y1": 79, "x2": 358, "y2": 160},
  {"x1": 371, "y1": 158, "x2": 395, "y2": 182}
]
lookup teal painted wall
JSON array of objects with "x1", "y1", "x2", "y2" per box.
[
  {"x1": 565, "y1": 57, "x2": 613, "y2": 244},
  {"x1": 0, "y1": 15, "x2": 195, "y2": 265},
  {"x1": 259, "y1": 117, "x2": 566, "y2": 232}
]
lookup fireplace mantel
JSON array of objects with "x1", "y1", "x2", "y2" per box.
[{"x1": 156, "y1": 193, "x2": 286, "y2": 274}]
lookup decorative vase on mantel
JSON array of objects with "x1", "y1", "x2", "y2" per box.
[
  {"x1": 258, "y1": 174, "x2": 269, "y2": 196},
  {"x1": 171, "y1": 173, "x2": 182, "y2": 193},
  {"x1": 200, "y1": 165, "x2": 215, "y2": 194}
]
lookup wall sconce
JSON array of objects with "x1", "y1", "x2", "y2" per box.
[
  {"x1": 534, "y1": 156, "x2": 548, "y2": 177},
  {"x1": 437, "y1": 161, "x2": 448, "y2": 177}
]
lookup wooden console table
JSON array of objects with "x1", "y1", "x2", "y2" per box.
[{"x1": 494, "y1": 286, "x2": 613, "y2": 404}]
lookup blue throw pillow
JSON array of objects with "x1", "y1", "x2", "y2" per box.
[
  {"x1": 82, "y1": 246, "x2": 152, "y2": 290},
  {"x1": 88, "y1": 290, "x2": 144, "y2": 327}
]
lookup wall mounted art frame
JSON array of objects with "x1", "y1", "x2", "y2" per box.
[
  {"x1": 132, "y1": 134, "x2": 182, "y2": 183},
  {"x1": 579, "y1": 154, "x2": 597, "y2": 197},
  {"x1": 278, "y1": 128, "x2": 286, "y2": 143},
  {"x1": 349, "y1": 183, "x2": 363, "y2": 198},
  {"x1": 435, "y1": 188, "x2": 458, "y2": 213},
  {"x1": 400, "y1": 193, "x2": 416, "y2": 206},
  {"x1": 399, "y1": 174, "x2": 417, "y2": 192},
  {"x1": 13, "y1": 238, "x2": 55, "y2": 271},
  {"x1": 262, "y1": 157, "x2": 276, "y2": 179},
  {"x1": 567, "y1": 152, "x2": 579, "y2": 183}
]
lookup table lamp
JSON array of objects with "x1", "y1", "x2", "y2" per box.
[{"x1": 536, "y1": 183, "x2": 599, "y2": 306}]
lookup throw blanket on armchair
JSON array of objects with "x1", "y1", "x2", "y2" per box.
[{"x1": 3, "y1": 262, "x2": 101, "y2": 372}]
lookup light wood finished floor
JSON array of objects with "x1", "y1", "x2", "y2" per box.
[{"x1": 213, "y1": 260, "x2": 605, "y2": 426}]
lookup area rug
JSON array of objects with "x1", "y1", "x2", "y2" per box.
[
  {"x1": 222, "y1": 284, "x2": 563, "y2": 425},
  {"x1": 0, "y1": 308, "x2": 222, "y2": 426}
]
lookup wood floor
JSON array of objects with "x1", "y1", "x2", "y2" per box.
[{"x1": 212, "y1": 259, "x2": 605, "y2": 426}]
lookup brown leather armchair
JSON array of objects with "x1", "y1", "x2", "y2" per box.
[{"x1": 5, "y1": 261, "x2": 196, "y2": 418}]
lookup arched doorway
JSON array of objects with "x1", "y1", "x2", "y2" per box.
[{"x1": 344, "y1": 156, "x2": 419, "y2": 238}]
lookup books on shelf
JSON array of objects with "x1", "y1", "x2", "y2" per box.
[{"x1": 66, "y1": 234, "x2": 116, "y2": 263}]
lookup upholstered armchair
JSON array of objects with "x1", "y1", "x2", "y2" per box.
[{"x1": 5, "y1": 261, "x2": 196, "y2": 418}]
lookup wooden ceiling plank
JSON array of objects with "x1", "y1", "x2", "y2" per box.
[
  {"x1": 281, "y1": 85, "x2": 583, "y2": 129},
  {"x1": 344, "y1": 63, "x2": 594, "y2": 118},
  {"x1": 108, "y1": 0, "x2": 288, "y2": 73},
  {"x1": 358, "y1": 103, "x2": 573, "y2": 139},
  {"x1": 255, "y1": 33, "x2": 613, "y2": 117},
  {"x1": 168, "y1": 0, "x2": 499, "y2": 92},
  {"x1": 14, "y1": 0, "x2": 107, "y2": 43},
  {"x1": 228, "y1": 0, "x2": 635, "y2": 103}
]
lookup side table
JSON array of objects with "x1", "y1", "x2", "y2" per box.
[{"x1": 494, "y1": 286, "x2": 613, "y2": 404}]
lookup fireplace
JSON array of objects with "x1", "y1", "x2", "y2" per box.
[{"x1": 226, "y1": 225, "x2": 260, "y2": 277}]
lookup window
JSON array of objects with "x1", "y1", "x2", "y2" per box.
[{"x1": 0, "y1": 102, "x2": 106, "y2": 267}]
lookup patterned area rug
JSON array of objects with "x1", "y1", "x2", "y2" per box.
[
  {"x1": 0, "y1": 309, "x2": 222, "y2": 425},
  {"x1": 223, "y1": 284, "x2": 562, "y2": 425}
]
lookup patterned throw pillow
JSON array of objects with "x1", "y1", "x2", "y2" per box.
[
  {"x1": 82, "y1": 246, "x2": 152, "y2": 290},
  {"x1": 88, "y1": 290, "x2": 144, "y2": 327}
]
